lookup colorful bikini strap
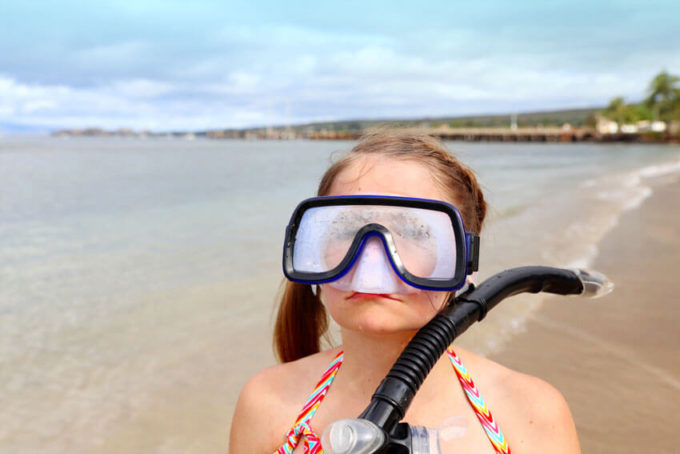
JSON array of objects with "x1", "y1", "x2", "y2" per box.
[
  {"x1": 276, "y1": 348, "x2": 508, "y2": 453},
  {"x1": 447, "y1": 346, "x2": 511, "y2": 454},
  {"x1": 276, "y1": 350, "x2": 344, "y2": 454}
]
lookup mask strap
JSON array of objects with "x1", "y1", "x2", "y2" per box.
[{"x1": 448, "y1": 275, "x2": 477, "y2": 305}]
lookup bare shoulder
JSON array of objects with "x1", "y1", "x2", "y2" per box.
[
  {"x1": 229, "y1": 348, "x2": 342, "y2": 453},
  {"x1": 455, "y1": 348, "x2": 580, "y2": 453}
]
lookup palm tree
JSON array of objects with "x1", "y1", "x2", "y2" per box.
[
  {"x1": 674, "y1": 88, "x2": 680, "y2": 130},
  {"x1": 645, "y1": 71, "x2": 680, "y2": 137}
]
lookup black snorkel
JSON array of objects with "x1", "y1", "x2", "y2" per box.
[{"x1": 322, "y1": 266, "x2": 613, "y2": 454}]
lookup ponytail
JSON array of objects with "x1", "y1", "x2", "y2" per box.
[{"x1": 273, "y1": 281, "x2": 329, "y2": 363}]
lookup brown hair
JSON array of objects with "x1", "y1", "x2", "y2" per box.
[{"x1": 274, "y1": 129, "x2": 487, "y2": 362}]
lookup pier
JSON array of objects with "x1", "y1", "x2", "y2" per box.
[
  {"x1": 308, "y1": 126, "x2": 598, "y2": 142},
  {"x1": 424, "y1": 126, "x2": 595, "y2": 142}
]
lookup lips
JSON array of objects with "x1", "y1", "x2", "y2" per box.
[{"x1": 348, "y1": 292, "x2": 401, "y2": 302}]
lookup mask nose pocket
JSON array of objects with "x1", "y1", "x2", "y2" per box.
[
  {"x1": 350, "y1": 237, "x2": 402, "y2": 293},
  {"x1": 329, "y1": 236, "x2": 406, "y2": 294}
]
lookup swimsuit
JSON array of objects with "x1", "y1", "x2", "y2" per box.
[{"x1": 275, "y1": 346, "x2": 511, "y2": 454}]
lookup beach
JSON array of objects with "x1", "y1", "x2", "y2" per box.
[
  {"x1": 488, "y1": 174, "x2": 680, "y2": 453},
  {"x1": 2, "y1": 138, "x2": 680, "y2": 453}
]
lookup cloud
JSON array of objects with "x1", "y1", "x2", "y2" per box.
[
  {"x1": 1, "y1": 1, "x2": 679, "y2": 130},
  {"x1": 0, "y1": 75, "x2": 168, "y2": 129},
  {"x1": 0, "y1": 73, "x2": 289, "y2": 130},
  {"x1": 0, "y1": 42, "x2": 674, "y2": 132},
  {"x1": 109, "y1": 79, "x2": 177, "y2": 99}
]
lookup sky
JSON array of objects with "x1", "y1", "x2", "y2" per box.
[{"x1": 1, "y1": 0, "x2": 679, "y2": 133}]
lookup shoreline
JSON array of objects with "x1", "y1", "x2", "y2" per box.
[
  {"x1": 488, "y1": 174, "x2": 680, "y2": 452},
  {"x1": 44, "y1": 129, "x2": 680, "y2": 144}
]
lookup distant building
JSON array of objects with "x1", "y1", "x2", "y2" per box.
[
  {"x1": 596, "y1": 117, "x2": 668, "y2": 135},
  {"x1": 596, "y1": 118, "x2": 618, "y2": 134},
  {"x1": 635, "y1": 121, "x2": 666, "y2": 133},
  {"x1": 650, "y1": 121, "x2": 666, "y2": 132}
]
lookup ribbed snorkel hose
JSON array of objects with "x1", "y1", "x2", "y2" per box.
[{"x1": 358, "y1": 266, "x2": 585, "y2": 437}]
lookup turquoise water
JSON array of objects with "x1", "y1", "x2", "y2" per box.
[{"x1": 1, "y1": 137, "x2": 679, "y2": 452}]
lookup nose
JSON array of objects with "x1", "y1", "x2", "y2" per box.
[
  {"x1": 327, "y1": 235, "x2": 419, "y2": 294},
  {"x1": 349, "y1": 236, "x2": 402, "y2": 293}
]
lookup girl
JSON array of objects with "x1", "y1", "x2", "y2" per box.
[{"x1": 230, "y1": 130, "x2": 580, "y2": 453}]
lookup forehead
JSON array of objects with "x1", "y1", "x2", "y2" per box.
[{"x1": 328, "y1": 155, "x2": 448, "y2": 201}]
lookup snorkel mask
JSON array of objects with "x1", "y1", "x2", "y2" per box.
[{"x1": 283, "y1": 195, "x2": 480, "y2": 294}]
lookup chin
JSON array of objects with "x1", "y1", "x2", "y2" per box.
[
  {"x1": 322, "y1": 285, "x2": 443, "y2": 334},
  {"x1": 355, "y1": 324, "x2": 422, "y2": 336}
]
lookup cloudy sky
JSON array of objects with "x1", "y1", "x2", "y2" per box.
[{"x1": 1, "y1": 0, "x2": 679, "y2": 132}]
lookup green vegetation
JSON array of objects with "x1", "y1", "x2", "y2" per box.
[
  {"x1": 602, "y1": 97, "x2": 653, "y2": 125},
  {"x1": 645, "y1": 71, "x2": 680, "y2": 136},
  {"x1": 210, "y1": 107, "x2": 601, "y2": 138},
  {"x1": 440, "y1": 108, "x2": 599, "y2": 128},
  {"x1": 602, "y1": 70, "x2": 680, "y2": 136}
]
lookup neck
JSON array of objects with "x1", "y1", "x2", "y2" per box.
[
  {"x1": 333, "y1": 329, "x2": 410, "y2": 407},
  {"x1": 338, "y1": 328, "x2": 441, "y2": 397},
  {"x1": 335, "y1": 327, "x2": 457, "y2": 412},
  {"x1": 341, "y1": 328, "x2": 415, "y2": 375}
]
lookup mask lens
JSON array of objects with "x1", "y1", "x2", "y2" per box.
[
  {"x1": 389, "y1": 208, "x2": 457, "y2": 280},
  {"x1": 292, "y1": 206, "x2": 340, "y2": 273},
  {"x1": 292, "y1": 204, "x2": 458, "y2": 281}
]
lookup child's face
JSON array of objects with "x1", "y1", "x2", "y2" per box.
[{"x1": 320, "y1": 155, "x2": 452, "y2": 335}]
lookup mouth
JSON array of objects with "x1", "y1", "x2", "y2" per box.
[{"x1": 348, "y1": 292, "x2": 401, "y2": 302}]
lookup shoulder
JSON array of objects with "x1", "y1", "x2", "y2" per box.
[
  {"x1": 229, "y1": 348, "x2": 343, "y2": 453},
  {"x1": 455, "y1": 348, "x2": 580, "y2": 453}
]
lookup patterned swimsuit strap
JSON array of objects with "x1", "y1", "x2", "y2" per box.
[
  {"x1": 447, "y1": 346, "x2": 511, "y2": 454},
  {"x1": 276, "y1": 348, "x2": 509, "y2": 454},
  {"x1": 276, "y1": 351, "x2": 344, "y2": 454}
]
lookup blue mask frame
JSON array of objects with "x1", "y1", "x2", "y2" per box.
[{"x1": 282, "y1": 195, "x2": 480, "y2": 291}]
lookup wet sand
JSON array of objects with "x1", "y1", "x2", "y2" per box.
[{"x1": 489, "y1": 176, "x2": 680, "y2": 453}]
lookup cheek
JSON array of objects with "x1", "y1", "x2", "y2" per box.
[
  {"x1": 322, "y1": 238, "x2": 351, "y2": 270},
  {"x1": 318, "y1": 285, "x2": 351, "y2": 323},
  {"x1": 393, "y1": 238, "x2": 439, "y2": 278},
  {"x1": 411, "y1": 291, "x2": 448, "y2": 321}
]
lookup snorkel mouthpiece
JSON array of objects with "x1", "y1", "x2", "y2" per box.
[{"x1": 329, "y1": 237, "x2": 419, "y2": 295}]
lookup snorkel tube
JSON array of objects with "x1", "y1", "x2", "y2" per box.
[{"x1": 322, "y1": 266, "x2": 613, "y2": 454}]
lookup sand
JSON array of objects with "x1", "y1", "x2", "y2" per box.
[{"x1": 488, "y1": 176, "x2": 680, "y2": 453}]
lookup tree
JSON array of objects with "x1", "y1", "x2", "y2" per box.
[
  {"x1": 645, "y1": 70, "x2": 680, "y2": 136},
  {"x1": 603, "y1": 97, "x2": 633, "y2": 126},
  {"x1": 673, "y1": 88, "x2": 680, "y2": 133},
  {"x1": 630, "y1": 103, "x2": 653, "y2": 123}
]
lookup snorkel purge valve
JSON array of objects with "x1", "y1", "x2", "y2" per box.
[{"x1": 321, "y1": 267, "x2": 613, "y2": 454}]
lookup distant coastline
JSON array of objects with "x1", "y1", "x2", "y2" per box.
[
  {"x1": 50, "y1": 127, "x2": 198, "y2": 140},
  {"x1": 49, "y1": 106, "x2": 679, "y2": 143}
]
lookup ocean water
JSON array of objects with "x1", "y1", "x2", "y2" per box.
[{"x1": 1, "y1": 137, "x2": 679, "y2": 452}]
